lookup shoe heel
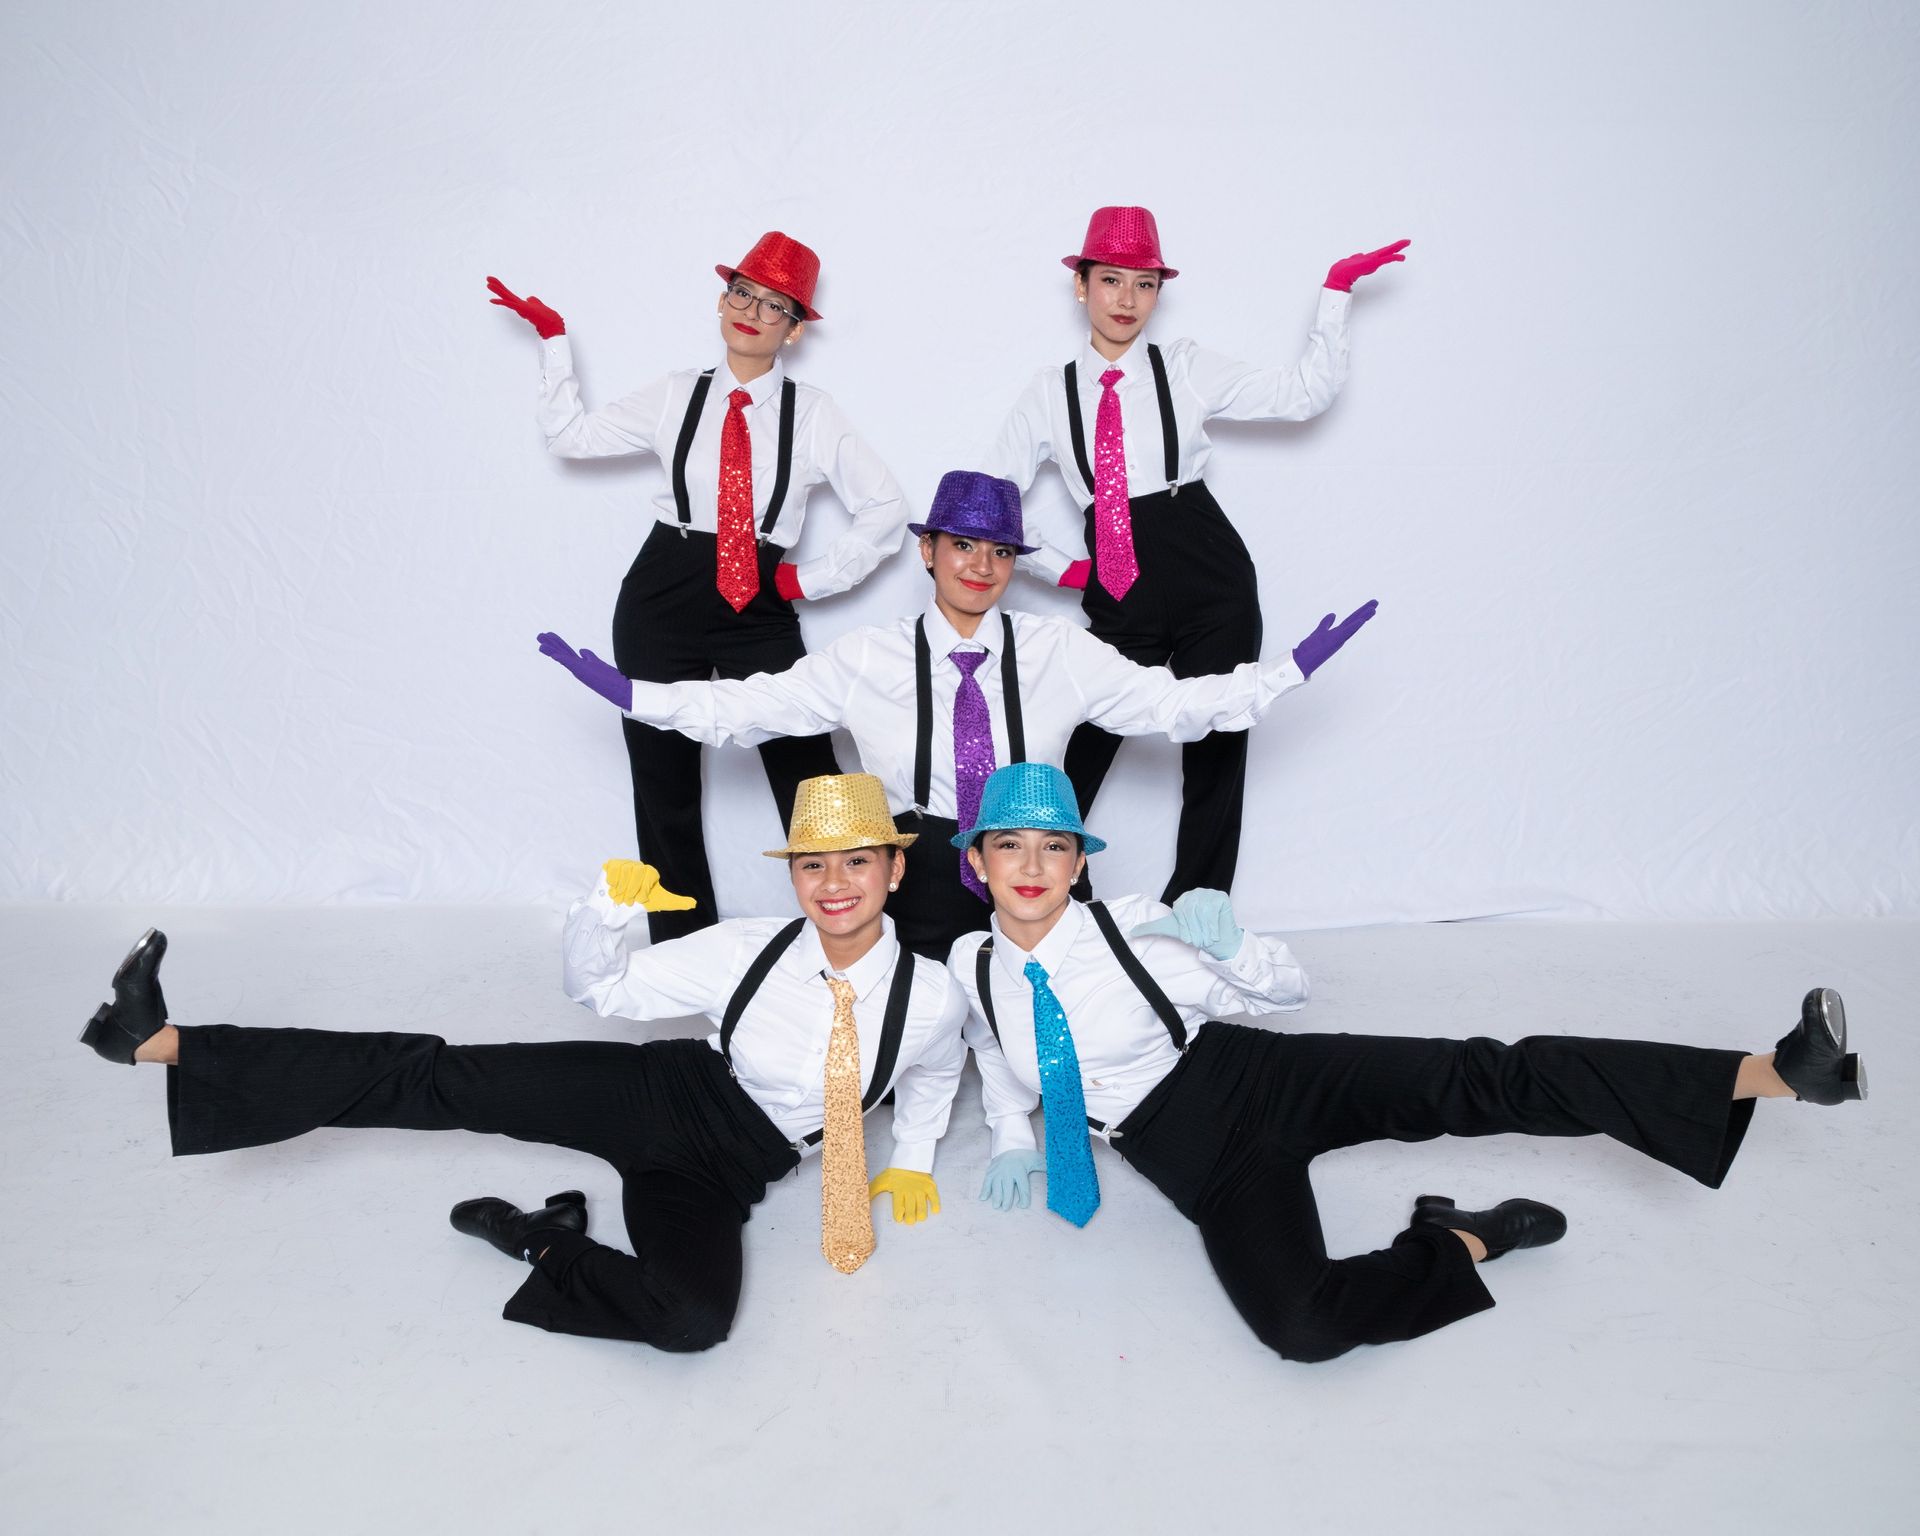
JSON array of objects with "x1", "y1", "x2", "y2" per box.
[
  {"x1": 1841, "y1": 1055, "x2": 1866, "y2": 1101},
  {"x1": 1414, "y1": 1193, "x2": 1452, "y2": 1209},
  {"x1": 546, "y1": 1189, "x2": 587, "y2": 1209},
  {"x1": 79, "y1": 1002, "x2": 113, "y2": 1051}
]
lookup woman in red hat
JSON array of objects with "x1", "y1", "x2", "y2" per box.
[
  {"x1": 487, "y1": 234, "x2": 910, "y2": 943},
  {"x1": 979, "y1": 206, "x2": 1408, "y2": 907}
]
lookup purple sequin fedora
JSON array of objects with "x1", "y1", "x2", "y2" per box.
[{"x1": 907, "y1": 470, "x2": 1037, "y2": 554}]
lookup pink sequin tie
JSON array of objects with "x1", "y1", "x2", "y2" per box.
[
  {"x1": 1093, "y1": 368, "x2": 1139, "y2": 600},
  {"x1": 716, "y1": 388, "x2": 759, "y2": 613}
]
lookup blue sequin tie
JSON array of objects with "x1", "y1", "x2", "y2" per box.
[{"x1": 1024, "y1": 958, "x2": 1100, "y2": 1226}]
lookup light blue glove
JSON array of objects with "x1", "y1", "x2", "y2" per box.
[
  {"x1": 1130, "y1": 888, "x2": 1244, "y2": 960},
  {"x1": 980, "y1": 1150, "x2": 1047, "y2": 1212}
]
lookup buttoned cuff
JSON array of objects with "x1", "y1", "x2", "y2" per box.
[
  {"x1": 1317, "y1": 287, "x2": 1353, "y2": 325},
  {"x1": 887, "y1": 1138, "x2": 937, "y2": 1175},
  {"x1": 792, "y1": 556, "x2": 851, "y2": 600},
  {"x1": 539, "y1": 333, "x2": 573, "y2": 373},
  {"x1": 987, "y1": 1113, "x2": 1039, "y2": 1159}
]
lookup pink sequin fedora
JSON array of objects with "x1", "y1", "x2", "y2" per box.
[{"x1": 1061, "y1": 206, "x2": 1178, "y2": 279}]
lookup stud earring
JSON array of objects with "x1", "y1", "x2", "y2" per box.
[{"x1": 888, "y1": 881, "x2": 899, "y2": 891}]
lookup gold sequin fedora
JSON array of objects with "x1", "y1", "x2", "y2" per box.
[{"x1": 762, "y1": 772, "x2": 919, "y2": 858}]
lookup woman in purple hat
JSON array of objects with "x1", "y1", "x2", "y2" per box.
[
  {"x1": 537, "y1": 470, "x2": 1377, "y2": 959},
  {"x1": 979, "y1": 206, "x2": 1408, "y2": 907},
  {"x1": 486, "y1": 234, "x2": 911, "y2": 945}
]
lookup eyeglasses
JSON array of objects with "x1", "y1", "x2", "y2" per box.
[{"x1": 723, "y1": 283, "x2": 800, "y2": 326}]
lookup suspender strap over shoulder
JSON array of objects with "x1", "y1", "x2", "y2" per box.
[
  {"x1": 1087, "y1": 900, "x2": 1187, "y2": 1049},
  {"x1": 671, "y1": 370, "x2": 717, "y2": 529},
  {"x1": 761, "y1": 378, "x2": 796, "y2": 536},
  {"x1": 720, "y1": 917, "x2": 806, "y2": 1064},
  {"x1": 912, "y1": 614, "x2": 1024, "y2": 813},
  {"x1": 670, "y1": 372, "x2": 798, "y2": 538},
  {"x1": 1145, "y1": 343, "x2": 1179, "y2": 491},
  {"x1": 1060, "y1": 344, "x2": 1181, "y2": 500}
]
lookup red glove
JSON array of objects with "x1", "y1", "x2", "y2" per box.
[
  {"x1": 1324, "y1": 239, "x2": 1410, "y2": 293},
  {"x1": 1059, "y1": 559, "x2": 1092, "y2": 591},
  {"x1": 487, "y1": 276, "x2": 566, "y2": 339},
  {"x1": 774, "y1": 563, "x2": 805, "y2": 603}
]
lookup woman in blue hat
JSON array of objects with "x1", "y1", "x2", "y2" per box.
[
  {"x1": 949, "y1": 762, "x2": 1866, "y2": 1363},
  {"x1": 538, "y1": 471, "x2": 1376, "y2": 959}
]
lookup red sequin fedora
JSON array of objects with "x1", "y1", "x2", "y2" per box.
[
  {"x1": 1060, "y1": 206, "x2": 1178, "y2": 279},
  {"x1": 716, "y1": 231, "x2": 823, "y2": 321}
]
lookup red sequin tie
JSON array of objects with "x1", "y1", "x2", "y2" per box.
[{"x1": 716, "y1": 387, "x2": 759, "y2": 612}]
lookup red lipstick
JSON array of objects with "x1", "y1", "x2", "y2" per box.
[
  {"x1": 732, "y1": 322, "x2": 760, "y2": 335},
  {"x1": 1013, "y1": 885, "x2": 1047, "y2": 899}
]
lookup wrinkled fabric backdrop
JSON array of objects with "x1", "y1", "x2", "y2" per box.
[{"x1": 3, "y1": 0, "x2": 1916, "y2": 926}]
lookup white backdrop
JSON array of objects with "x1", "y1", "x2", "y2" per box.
[{"x1": 3, "y1": 0, "x2": 1916, "y2": 925}]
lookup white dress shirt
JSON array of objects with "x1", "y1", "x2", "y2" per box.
[
  {"x1": 619, "y1": 601, "x2": 1307, "y2": 820},
  {"x1": 563, "y1": 893, "x2": 968, "y2": 1172},
  {"x1": 979, "y1": 291, "x2": 1353, "y2": 581},
  {"x1": 535, "y1": 339, "x2": 910, "y2": 598},
  {"x1": 946, "y1": 896, "x2": 1309, "y2": 1156}
]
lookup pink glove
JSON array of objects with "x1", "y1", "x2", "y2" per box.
[
  {"x1": 1324, "y1": 239, "x2": 1410, "y2": 293},
  {"x1": 774, "y1": 563, "x2": 805, "y2": 603},
  {"x1": 1059, "y1": 559, "x2": 1092, "y2": 591},
  {"x1": 487, "y1": 276, "x2": 566, "y2": 339}
]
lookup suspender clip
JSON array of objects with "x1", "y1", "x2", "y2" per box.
[
  {"x1": 677, "y1": 523, "x2": 688, "y2": 539},
  {"x1": 1168, "y1": 479, "x2": 1181, "y2": 498}
]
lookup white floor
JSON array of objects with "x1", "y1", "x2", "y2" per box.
[{"x1": 3, "y1": 907, "x2": 1915, "y2": 1535}]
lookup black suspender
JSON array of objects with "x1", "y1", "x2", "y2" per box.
[
  {"x1": 1060, "y1": 343, "x2": 1180, "y2": 503},
  {"x1": 719, "y1": 920, "x2": 917, "y2": 1148},
  {"x1": 720, "y1": 917, "x2": 804, "y2": 1061},
  {"x1": 911, "y1": 613, "x2": 1025, "y2": 813},
  {"x1": 971, "y1": 900, "x2": 1187, "y2": 1052},
  {"x1": 764, "y1": 379, "x2": 796, "y2": 536},
  {"x1": 670, "y1": 372, "x2": 798, "y2": 537}
]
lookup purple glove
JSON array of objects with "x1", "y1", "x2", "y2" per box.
[
  {"x1": 537, "y1": 631, "x2": 632, "y2": 711},
  {"x1": 1291, "y1": 601, "x2": 1379, "y2": 679}
]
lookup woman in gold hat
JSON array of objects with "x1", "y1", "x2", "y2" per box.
[{"x1": 76, "y1": 775, "x2": 966, "y2": 1353}]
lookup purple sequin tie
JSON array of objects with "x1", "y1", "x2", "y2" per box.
[
  {"x1": 950, "y1": 648, "x2": 995, "y2": 902},
  {"x1": 1093, "y1": 367, "x2": 1140, "y2": 601}
]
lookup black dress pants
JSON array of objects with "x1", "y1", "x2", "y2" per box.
[
  {"x1": 612, "y1": 523, "x2": 841, "y2": 943},
  {"x1": 892, "y1": 811, "x2": 993, "y2": 960},
  {"x1": 1114, "y1": 1022, "x2": 1753, "y2": 1364},
  {"x1": 167, "y1": 1025, "x2": 799, "y2": 1352},
  {"x1": 1064, "y1": 482, "x2": 1262, "y2": 904}
]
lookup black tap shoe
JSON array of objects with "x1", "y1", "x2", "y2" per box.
[
  {"x1": 1774, "y1": 987, "x2": 1866, "y2": 1104},
  {"x1": 1411, "y1": 1194, "x2": 1568, "y2": 1261},
  {"x1": 79, "y1": 928, "x2": 171, "y2": 1065},
  {"x1": 449, "y1": 1190, "x2": 589, "y2": 1261}
]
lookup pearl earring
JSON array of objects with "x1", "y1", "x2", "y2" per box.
[{"x1": 888, "y1": 881, "x2": 899, "y2": 891}]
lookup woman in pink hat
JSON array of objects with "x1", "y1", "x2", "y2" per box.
[
  {"x1": 979, "y1": 206, "x2": 1407, "y2": 907},
  {"x1": 486, "y1": 234, "x2": 911, "y2": 943}
]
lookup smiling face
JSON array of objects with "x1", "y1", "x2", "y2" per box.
[
  {"x1": 789, "y1": 845, "x2": 903, "y2": 951},
  {"x1": 966, "y1": 828, "x2": 1086, "y2": 940},
  {"x1": 921, "y1": 530, "x2": 1016, "y2": 627},
  {"x1": 1076, "y1": 262, "x2": 1162, "y2": 353},
  {"x1": 717, "y1": 274, "x2": 805, "y2": 369}
]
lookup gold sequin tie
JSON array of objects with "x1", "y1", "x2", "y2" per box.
[{"x1": 820, "y1": 976, "x2": 876, "y2": 1274}]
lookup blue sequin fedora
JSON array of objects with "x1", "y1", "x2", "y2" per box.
[
  {"x1": 950, "y1": 762, "x2": 1107, "y2": 853},
  {"x1": 907, "y1": 470, "x2": 1037, "y2": 554}
]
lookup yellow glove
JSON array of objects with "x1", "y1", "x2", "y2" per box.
[
  {"x1": 867, "y1": 1168, "x2": 940, "y2": 1225},
  {"x1": 602, "y1": 858, "x2": 696, "y2": 913}
]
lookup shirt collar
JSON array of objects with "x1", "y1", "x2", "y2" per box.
[
  {"x1": 718, "y1": 351, "x2": 786, "y2": 407},
  {"x1": 990, "y1": 900, "x2": 1085, "y2": 991},
  {"x1": 922, "y1": 599, "x2": 1004, "y2": 658},
  {"x1": 1079, "y1": 333, "x2": 1145, "y2": 379},
  {"x1": 790, "y1": 914, "x2": 900, "y2": 1005}
]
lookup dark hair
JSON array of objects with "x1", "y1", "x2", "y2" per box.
[
  {"x1": 787, "y1": 844, "x2": 902, "y2": 863},
  {"x1": 1076, "y1": 260, "x2": 1162, "y2": 285},
  {"x1": 968, "y1": 830, "x2": 1085, "y2": 854}
]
